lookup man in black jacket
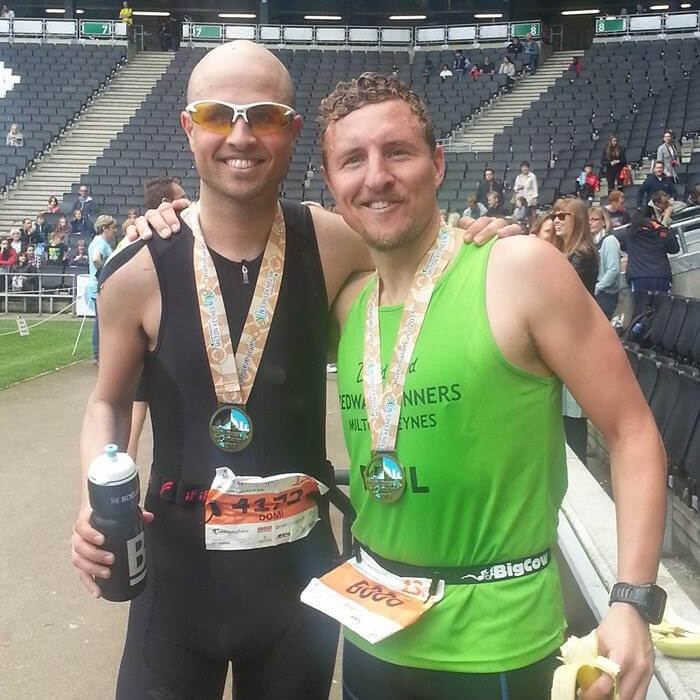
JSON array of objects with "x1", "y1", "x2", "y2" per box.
[
  {"x1": 476, "y1": 168, "x2": 504, "y2": 205},
  {"x1": 636, "y1": 161, "x2": 678, "y2": 210},
  {"x1": 621, "y1": 211, "x2": 679, "y2": 297}
]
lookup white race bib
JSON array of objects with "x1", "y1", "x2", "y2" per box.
[
  {"x1": 301, "y1": 550, "x2": 444, "y2": 644},
  {"x1": 204, "y1": 468, "x2": 327, "y2": 551}
]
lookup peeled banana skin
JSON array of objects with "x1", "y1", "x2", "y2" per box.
[
  {"x1": 551, "y1": 630, "x2": 621, "y2": 700},
  {"x1": 650, "y1": 602, "x2": 700, "y2": 660}
]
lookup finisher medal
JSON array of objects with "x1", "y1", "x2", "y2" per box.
[
  {"x1": 185, "y1": 201, "x2": 286, "y2": 453},
  {"x1": 362, "y1": 226, "x2": 456, "y2": 503},
  {"x1": 209, "y1": 404, "x2": 253, "y2": 453},
  {"x1": 362, "y1": 452, "x2": 406, "y2": 503}
]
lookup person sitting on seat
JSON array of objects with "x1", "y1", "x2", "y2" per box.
[
  {"x1": 71, "y1": 209, "x2": 95, "y2": 240},
  {"x1": 498, "y1": 55, "x2": 516, "y2": 84},
  {"x1": 439, "y1": 64, "x2": 453, "y2": 81},
  {"x1": 68, "y1": 238, "x2": 90, "y2": 269},
  {"x1": 605, "y1": 190, "x2": 631, "y2": 228},
  {"x1": 460, "y1": 194, "x2": 487, "y2": 222},
  {"x1": 45, "y1": 231, "x2": 69, "y2": 266},
  {"x1": 10, "y1": 252, "x2": 36, "y2": 292},
  {"x1": 31, "y1": 214, "x2": 52, "y2": 243},
  {"x1": 0, "y1": 237, "x2": 18, "y2": 269},
  {"x1": 576, "y1": 162, "x2": 601, "y2": 201},
  {"x1": 480, "y1": 56, "x2": 495, "y2": 74},
  {"x1": 650, "y1": 191, "x2": 687, "y2": 227},
  {"x1": 686, "y1": 182, "x2": 700, "y2": 207},
  {"x1": 486, "y1": 191, "x2": 509, "y2": 217},
  {"x1": 5, "y1": 122, "x2": 23, "y2": 147}
]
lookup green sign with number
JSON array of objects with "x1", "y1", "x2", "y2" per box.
[
  {"x1": 81, "y1": 22, "x2": 110, "y2": 37},
  {"x1": 512, "y1": 22, "x2": 541, "y2": 38},
  {"x1": 193, "y1": 24, "x2": 222, "y2": 39},
  {"x1": 596, "y1": 17, "x2": 625, "y2": 33}
]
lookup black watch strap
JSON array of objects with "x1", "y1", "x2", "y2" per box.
[{"x1": 609, "y1": 582, "x2": 667, "y2": 625}]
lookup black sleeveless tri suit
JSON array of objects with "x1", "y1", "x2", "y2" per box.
[{"x1": 100, "y1": 200, "x2": 339, "y2": 700}]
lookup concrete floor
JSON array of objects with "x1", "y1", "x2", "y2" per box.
[{"x1": 0, "y1": 363, "x2": 348, "y2": 700}]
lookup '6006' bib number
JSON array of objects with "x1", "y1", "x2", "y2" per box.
[
  {"x1": 300, "y1": 553, "x2": 445, "y2": 645},
  {"x1": 204, "y1": 469, "x2": 327, "y2": 551}
]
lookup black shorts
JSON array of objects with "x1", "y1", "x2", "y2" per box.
[
  {"x1": 116, "y1": 497, "x2": 339, "y2": 700},
  {"x1": 342, "y1": 640, "x2": 559, "y2": 700}
]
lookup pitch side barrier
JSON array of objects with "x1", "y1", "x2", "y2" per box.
[{"x1": 595, "y1": 10, "x2": 700, "y2": 39}]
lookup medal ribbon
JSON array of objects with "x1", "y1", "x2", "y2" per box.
[
  {"x1": 188, "y1": 200, "x2": 286, "y2": 406},
  {"x1": 363, "y1": 227, "x2": 456, "y2": 453}
]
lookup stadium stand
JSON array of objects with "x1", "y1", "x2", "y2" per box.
[
  {"x1": 473, "y1": 38, "x2": 700, "y2": 207},
  {"x1": 624, "y1": 291, "x2": 700, "y2": 508},
  {"x1": 0, "y1": 44, "x2": 126, "y2": 193},
  {"x1": 61, "y1": 46, "x2": 522, "y2": 216}
]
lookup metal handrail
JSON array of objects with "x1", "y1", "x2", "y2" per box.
[
  {"x1": 0, "y1": 18, "x2": 128, "y2": 42},
  {"x1": 1, "y1": 270, "x2": 78, "y2": 314},
  {"x1": 595, "y1": 10, "x2": 700, "y2": 38}
]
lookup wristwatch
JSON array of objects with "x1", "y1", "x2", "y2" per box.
[{"x1": 609, "y1": 582, "x2": 667, "y2": 624}]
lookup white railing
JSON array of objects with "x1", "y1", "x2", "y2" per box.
[
  {"x1": 595, "y1": 11, "x2": 700, "y2": 37},
  {"x1": 182, "y1": 19, "x2": 543, "y2": 48},
  {"x1": 1, "y1": 271, "x2": 79, "y2": 314},
  {"x1": 0, "y1": 18, "x2": 128, "y2": 41}
]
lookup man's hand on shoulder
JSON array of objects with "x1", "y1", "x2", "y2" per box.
[
  {"x1": 124, "y1": 197, "x2": 190, "y2": 242},
  {"x1": 458, "y1": 216, "x2": 522, "y2": 244}
]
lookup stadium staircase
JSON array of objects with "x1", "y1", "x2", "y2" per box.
[
  {"x1": 452, "y1": 50, "x2": 585, "y2": 152},
  {"x1": 0, "y1": 52, "x2": 174, "y2": 231}
]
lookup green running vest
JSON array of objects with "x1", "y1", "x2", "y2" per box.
[{"x1": 336, "y1": 238, "x2": 568, "y2": 673}]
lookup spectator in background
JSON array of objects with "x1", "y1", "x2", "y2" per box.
[
  {"x1": 53, "y1": 215, "x2": 72, "y2": 241},
  {"x1": 45, "y1": 230, "x2": 69, "y2": 266},
  {"x1": 637, "y1": 161, "x2": 678, "y2": 210},
  {"x1": 531, "y1": 213, "x2": 557, "y2": 244},
  {"x1": 687, "y1": 182, "x2": 700, "y2": 207},
  {"x1": 10, "y1": 252, "x2": 36, "y2": 293},
  {"x1": 622, "y1": 209, "x2": 679, "y2": 298},
  {"x1": 476, "y1": 167, "x2": 504, "y2": 205},
  {"x1": 20, "y1": 217, "x2": 34, "y2": 246},
  {"x1": 143, "y1": 175, "x2": 186, "y2": 209},
  {"x1": 121, "y1": 208, "x2": 140, "y2": 236},
  {"x1": 498, "y1": 55, "x2": 516, "y2": 84},
  {"x1": 513, "y1": 160, "x2": 538, "y2": 209},
  {"x1": 421, "y1": 56, "x2": 434, "y2": 80},
  {"x1": 169, "y1": 15, "x2": 182, "y2": 52},
  {"x1": 158, "y1": 20, "x2": 173, "y2": 51},
  {"x1": 486, "y1": 190, "x2": 509, "y2": 217},
  {"x1": 656, "y1": 130, "x2": 681, "y2": 182},
  {"x1": 551, "y1": 198, "x2": 599, "y2": 464},
  {"x1": 31, "y1": 214, "x2": 52, "y2": 242},
  {"x1": 72, "y1": 185, "x2": 97, "y2": 220},
  {"x1": 480, "y1": 55, "x2": 495, "y2": 74},
  {"x1": 512, "y1": 197, "x2": 530, "y2": 228},
  {"x1": 88, "y1": 215, "x2": 117, "y2": 364},
  {"x1": 452, "y1": 49, "x2": 468, "y2": 81},
  {"x1": 71, "y1": 209, "x2": 95, "y2": 240},
  {"x1": 576, "y1": 162, "x2": 601, "y2": 201},
  {"x1": 568, "y1": 57, "x2": 583, "y2": 75},
  {"x1": 439, "y1": 64, "x2": 453, "y2": 81},
  {"x1": 25, "y1": 244, "x2": 40, "y2": 269},
  {"x1": 119, "y1": 1, "x2": 133, "y2": 31},
  {"x1": 589, "y1": 207, "x2": 621, "y2": 320},
  {"x1": 461, "y1": 193, "x2": 486, "y2": 222},
  {"x1": 601, "y1": 134, "x2": 627, "y2": 193},
  {"x1": 605, "y1": 190, "x2": 631, "y2": 227},
  {"x1": 507, "y1": 36, "x2": 523, "y2": 55},
  {"x1": 650, "y1": 190, "x2": 687, "y2": 227},
  {"x1": 0, "y1": 5, "x2": 15, "y2": 19},
  {"x1": 68, "y1": 238, "x2": 89, "y2": 269},
  {"x1": 524, "y1": 33, "x2": 538, "y2": 72},
  {"x1": 5, "y1": 122, "x2": 23, "y2": 147},
  {"x1": 46, "y1": 195, "x2": 60, "y2": 214},
  {"x1": 9, "y1": 227, "x2": 23, "y2": 254},
  {"x1": 0, "y1": 237, "x2": 17, "y2": 269}
]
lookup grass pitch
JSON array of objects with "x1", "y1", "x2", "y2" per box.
[{"x1": 0, "y1": 317, "x2": 94, "y2": 389}]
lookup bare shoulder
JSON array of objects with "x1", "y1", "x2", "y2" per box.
[
  {"x1": 332, "y1": 271, "x2": 374, "y2": 330},
  {"x1": 488, "y1": 235, "x2": 577, "y2": 291},
  {"x1": 99, "y1": 244, "x2": 161, "y2": 346}
]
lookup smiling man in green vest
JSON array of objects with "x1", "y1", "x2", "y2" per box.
[{"x1": 317, "y1": 73, "x2": 665, "y2": 700}]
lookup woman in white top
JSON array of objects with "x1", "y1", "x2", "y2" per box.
[
  {"x1": 656, "y1": 130, "x2": 680, "y2": 182},
  {"x1": 498, "y1": 55, "x2": 516, "y2": 82},
  {"x1": 5, "y1": 123, "x2": 23, "y2": 147}
]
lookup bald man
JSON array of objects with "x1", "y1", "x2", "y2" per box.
[{"x1": 71, "y1": 42, "x2": 511, "y2": 699}]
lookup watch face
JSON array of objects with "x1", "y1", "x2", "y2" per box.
[{"x1": 646, "y1": 585, "x2": 667, "y2": 625}]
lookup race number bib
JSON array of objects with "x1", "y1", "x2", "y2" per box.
[
  {"x1": 204, "y1": 468, "x2": 327, "y2": 551},
  {"x1": 301, "y1": 550, "x2": 445, "y2": 644}
]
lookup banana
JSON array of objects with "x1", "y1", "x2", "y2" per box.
[
  {"x1": 551, "y1": 631, "x2": 620, "y2": 700},
  {"x1": 651, "y1": 630, "x2": 700, "y2": 659},
  {"x1": 650, "y1": 603, "x2": 700, "y2": 659}
]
